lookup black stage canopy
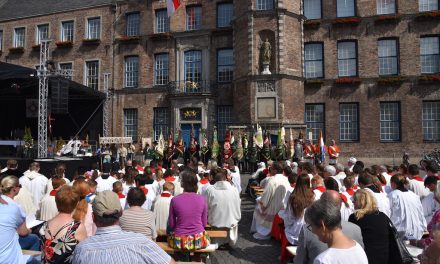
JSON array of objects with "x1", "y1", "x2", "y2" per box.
[{"x1": 0, "y1": 62, "x2": 105, "y2": 143}]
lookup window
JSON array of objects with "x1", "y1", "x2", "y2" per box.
[
  {"x1": 304, "y1": 43, "x2": 324, "y2": 78},
  {"x1": 124, "y1": 109, "x2": 138, "y2": 141},
  {"x1": 0, "y1": 30, "x2": 3, "y2": 51},
  {"x1": 338, "y1": 41, "x2": 357, "y2": 77},
  {"x1": 14, "y1": 27, "x2": 25, "y2": 48},
  {"x1": 36, "y1": 24, "x2": 49, "y2": 45},
  {"x1": 154, "y1": 53, "x2": 169, "y2": 85},
  {"x1": 256, "y1": 0, "x2": 274, "y2": 10},
  {"x1": 154, "y1": 108, "x2": 170, "y2": 141},
  {"x1": 377, "y1": 0, "x2": 396, "y2": 14},
  {"x1": 155, "y1": 9, "x2": 169, "y2": 33},
  {"x1": 423, "y1": 101, "x2": 440, "y2": 141},
  {"x1": 419, "y1": 0, "x2": 439, "y2": 12},
  {"x1": 339, "y1": 103, "x2": 359, "y2": 141},
  {"x1": 59, "y1": 63, "x2": 73, "y2": 80},
  {"x1": 87, "y1": 17, "x2": 100, "y2": 39},
  {"x1": 337, "y1": 0, "x2": 355, "y2": 17},
  {"x1": 378, "y1": 39, "x2": 398, "y2": 76},
  {"x1": 380, "y1": 102, "x2": 400, "y2": 141},
  {"x1": 186, "y1": 6, "x2": 202, "y2": 31},
  {"x1": 305, "y1": 104, "x2": 325, "y2": 141},
  {"x1": 85, "y1": 61, "x2": 99, "y2": 90},
  {"x1": 124, "y1": 56, "x2": 139, "y2": 88},
  {"x1": 304, "y1": 0, "x2": 322, "y2": 19},
  {"x1": 217, "y1": 106, "x2": 233, "y2": 141},
  {"x1": 420, "y1": 37, "x2": 440, "y2": 74},
  {"x1": 61, "y1": 21, "x2": 74, "y2": 42},
  {"x1": 184, "y1": 50, "x2": 202, "y2": 83},
  {"x1": 126, "y1": 13, "x2": 140, "y2": 36},
  {"x1": 217, "y1": 3, "x2": 233, "y2": 28},
  {"x1": 217, "y1": 49, "x2": 234, "y2": 82}
]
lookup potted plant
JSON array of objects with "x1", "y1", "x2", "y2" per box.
[
  {"x1": 377, "y1": 76, "x2": 405, "y2": 86},
  {"x1": 418, "y1": 74, "x2": 440, "y2": 83},
  {"x1": 149, "y1": 32, "x2": 173, "y2": 41},
  {"x1": 31, "y1": 44, "x2": 41, "y2": 51},
  {"x1": 304, "y1": 19, "x2": 321, "y2": 29},
  {"x1": 116, "y1": 35, "x2": 140, "y2": 43},
  {"x1": 332, "y1": 17, "x2": 361, "y2": 26},
  {"x1": 82, "y1": 38, "x2": 101, "y2": 45},
  {"x1": 55, "y1": 40, "x2": 73, "y2": 48},
  {"x1": 416, "y1": 10, "x2": 440, "y2": 20},
  {"x1": 304, "y1": 79, "x2": 324, "y2": 86},
  {"x1": 374, "y1": 14, "x2": 401, "y2": 23},
  {"x1": 335, "y1": 77, "x2": 361, "y2": 85},
  {"x1": 9, "y1": 47, "x2": 25, "y2": 54}
]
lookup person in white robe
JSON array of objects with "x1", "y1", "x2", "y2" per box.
[
  {"x1": 39, "y1": 177, "x2": 66, "y2": 221},
  {"x1": 14, "y1": 186, "x2": 36, "y2": 218},
  {"x1": 204, "y1": 169, "x2": 241, "y2": 246},
  {"x1": 358, "y1": 173, "x2": 391, "y2": 217},
  {"x1": 19, "y1": 162, "x2": 48, "y2": 211},
  {"x1": 421, "y1": 176, "x2": 440, "y2": 223},
  {"x1": 251, "y1": 163, "x2": 290, "y2": 240},
  {"x1": 95, "y1": 171, "x2": 118, "y2": 193},
  {"x1": 407, "y1": 164, "x2": 430, "y2": 200},
  {"x1": 153, "y1": 182, "x2": 174, "y2": 231},
  {"x1": 389, "y1": 174, "x2": 427, "y2": 240},
  {"x1": 227, "y1": 161, "x2": 242, "y2": 194},
  {"x1": 46, "y1": 164, "x2": 71, "y2": 194}
]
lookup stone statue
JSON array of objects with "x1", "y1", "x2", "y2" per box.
[{"x1": 260, "y1": 38, "x2": 272, "y2": 74}]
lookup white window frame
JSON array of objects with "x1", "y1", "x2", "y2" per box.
[
  {"x1": 377, "y1": 0, "x2": 396, "y2": 15},
  {"x1": 305, "y1": 104, "x2": 325, "y2": 141},
  {"x1": 217, "y1": 3, "x2": 234, "y2": 28},
  {"x1": 256, "y1": 0, "x2": 274, "y2": 10},
  {"x1": 217, "y1": 106, "x2": 233, "y2": 141},
  {"x1": 14, "y1": 27, "x2": 25, "y2": 48},
  {"x1": 124, "y1": 56, "x2": 139, "y2": 88},
  {"x1": 380, "y1": 102, "x2": 400, "y2": 142},
  {"x1": 339, "y1": 103, "x2": 359, "y2": 142},
  {"x1": 36, "y1": 24, "x2": 49, "y2": 45},
  {"x1": 59, "y1": 62, "x2": 74, "y2": 80},
  {"x1": 124, "y1": 109, "x2": 138, "y2": 141},
  {"x1": 61, "y1": 20, "x2": 74, "y2": 42},
  {"x1": 338, "y1": 41, "x2": 357, "y2": 77},
  {"x1": 304, "y1": 0, "x2": 322, "y2": 19},
  {"x1": 423, "y1": 101, "x2": 440, "y2": 141},
  {"x1": 378, "y1": 39, "x2": 398, "y2": 76},
  {"x1": 184, "y1": 50, "x2": 202, "y2": 83},
  {"x1": 304, "y1": 43, "x2": 324, "y2": 78},
  {"x1": 186, "y1": 6, "x2": 202, "y2": 31},
  {"x1": 420, "y1": 36, "x2": 440, "y2": 74},
  {"x1": 154, "y1": 53, "x2": 169, "y2": 85},
  {"x1": 85, "y1": 60, "x2": 99, "y2": 90},
  {"x1": 337, "y1": 0, "x2": 356, "y2": 17},
  {"x1": 86, "y1": 17, "x2": 101, "y2": 40},
  {"x1": 217, "y1": 49, "x2": 234, "y2": 83},
  {"x1": 153, "y1": 108, "x2": 170, "y2": 141},
  {"x1": 419, "y1": 0, "x2": 439, "y2": 12},
  {"x1": 126, "y1": 12, "x2": 140, "y2": 37},
  {"x1": 155, "y1": 9, "x2": 169, "y2": 33}
]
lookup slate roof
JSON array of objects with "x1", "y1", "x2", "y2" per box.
[{"x1": 0, "y1": 0, "x2": 114, "y2": 22}]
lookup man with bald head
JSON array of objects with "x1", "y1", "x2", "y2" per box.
[{"x1": 294, "y1": 191, "x2": 364, "y2": 264}]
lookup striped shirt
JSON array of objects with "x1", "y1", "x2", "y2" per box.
[
  {"x1": 72, "y1": 225, "x2": 170, "y2": 264},
  {"x1": 120, "y1": 208, "x2": 157, "y2": 240}
]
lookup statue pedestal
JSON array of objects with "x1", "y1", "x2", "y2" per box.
[{"x1": 261, "y1": 64, "x2": 271, "y2": 75}]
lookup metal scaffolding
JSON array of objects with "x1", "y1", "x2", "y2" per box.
[
  {"x1": 103, "y1": 73, "x2": 112, "y2": 137},
  {"x1": 37, "y1": 40, "x2": 50, "y2": 158}
]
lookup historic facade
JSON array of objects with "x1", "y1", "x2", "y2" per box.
[{"x1": 0, "y1": 0, "x2": 439, "y2": 158}]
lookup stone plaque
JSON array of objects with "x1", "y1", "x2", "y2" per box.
[{"x1": 257, "y1": 97, "x2": 276, "y2": 119}]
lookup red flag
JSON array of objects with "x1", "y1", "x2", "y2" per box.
[{"x1": 167, "y1": 0, "x2": 181, "y2": 17}]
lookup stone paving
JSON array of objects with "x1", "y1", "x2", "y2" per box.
[{"x1": 206, "y1": 174, "x2": 283, "y2": 264}]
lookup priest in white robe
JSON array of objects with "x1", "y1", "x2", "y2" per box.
[
  {"x1": 204, "y1": 169, "x2": 241, "y2": 245},
  {"x1": 39, "y1": 177, "x2": 66, "y2": 221},
  {"x1": 19, "y1": 162, "x2": 48, "y2": 211},
  {"x1": 153, "y1": 182, "x2": 174, "y2": 231},
  {"x1": 251, "y1": 163, "x2": 290, "y2": 240}
]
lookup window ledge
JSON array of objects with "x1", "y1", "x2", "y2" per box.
[
  {"x1": 374, "y1": 14, "x2": 401, "y2": 23},
  {"x1": 116, "y1": 36, "x2": 140, "y2": 43},
  {"x1": 304, "y1": 19, "x2": 321, "y2": 28},
  {"x1": 9, "y1": 47, "x2": 24, "y2": 54},
  {"x1": 55, "y1": 41, "x2": 73, "y2": 48},
  {"x1": 82, "y1": 39, "x2": 101, "y2": 45},
  {"x1": 334, "y1": 77, "x2": 361, "y2": 85},
  {"x1": 304, "y1": 79, "x2": 324, "y2": 86},
  {"x1": 416, "y1": 10, "x2": 440, "y2": 20},
  {"x1": 332, "y1": 17, "x2": 361, "y2": 26},
  {"x1": 377, "y1": 76, "x2": 406, "y2": 86},
  {"x1": 418, "y1": 74, "x2": 440, "y2": 84},
  {"x1": 149, "y1": 33, "x2": 172, "y2": 41}
]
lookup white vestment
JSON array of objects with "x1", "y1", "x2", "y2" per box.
[
  {"x1": 47, "y1": 177, "x2": 71, "y2": 194},
  {"x1": 153, "y1": 192, "x2": 173, "y2": 231},
  {"x1": 39, "y1": 194, "x2": 58, "y2": 221},
  {"x1": 14, "y1": 187, "x2": 36, "y2": 217},
  {"x1": 95, "y1": 176, "x2": 117, "y2": 193},
  {"x1": 230, "y1": 167, "x2": 242, "y2": 194},
  {"x1": 204, "y1": 181, "x2": 241, "y2": 245},
  {"x1": 422, "y1": 192, "x2": 440, "y2": 223},
  {"x1": 364, "y1": 188, "x2": 391, "y2": 217},
  {"x1": 251, "y1": 174, "x2": 290, "y2": 237},
  {"x1": 388, "y1": 189, "x2": 427, "y2": 240},
  {"x1": 20, "y1": 170, "x2": 48, "y2": 210},
  {"x1": 408, "y1": 178, "x2": 430, "y2": 200}
]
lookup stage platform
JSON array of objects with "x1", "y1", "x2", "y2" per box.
[{"x1": 0, "y1": 156, "x2": 99, "y2": 180}]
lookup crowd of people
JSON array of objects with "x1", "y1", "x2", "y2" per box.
[
  {"x1": 248, "y1": 157, "x2": 440, "y2": 264},
  {"x1": 1, "y1": 149, "x2": 440, "y2": 263},
  {"x1": 0, "y1": 157, "x2": 241, "y2": 263}
]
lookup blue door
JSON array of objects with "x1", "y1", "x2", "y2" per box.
[{"x1": 181, "y1": 124, "x2": 201, "y2": 147}]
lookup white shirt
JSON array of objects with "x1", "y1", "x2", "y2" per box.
[
  {"x1": 314, "y1": 242, "x2": 368, "y2": 264},
  {"x1": 388, "y1": 189, "x2": 427, "y2": 240},
  {"x1": 229, "y1": 167, "x2": 242, "y2": 194},
  {"x1": 96, "y1": 175, "x2": 118, "y2": 193},
  {"x1": 153, "y1": 192, "x2": 173, "y2": 230},
  {"x1": 281, "y1": 208, "x2": 305, "y2": 245},
  {"x1": 408, "y1": 178, "x2": 430, "y2": 200},
  {"x1": 39, "y1": 193, "x2": 58, "y2": 221},
  {"x1": 19, "y1": 170, "x2": 48, "y2": 210},
  {"x1": 364, "y1": 187, "x2": 391, "y2": 217},
  {"x1": 204, "y1": 181, "x2": 241, "y2": 228}
]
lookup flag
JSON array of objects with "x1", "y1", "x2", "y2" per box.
[
  {"x1": 319, "y1": 130, "x2": 325, "y2": 163},
  {"x1": 167, "y1": 0, "x2": 181, "y2": 17}
]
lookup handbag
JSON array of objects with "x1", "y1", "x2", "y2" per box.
[{"x1": 386, "y1": 217, "x2": 415, "y2": 264}]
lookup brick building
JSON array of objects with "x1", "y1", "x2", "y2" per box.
[{"x1": 0, "y1": 0, "x2": 439, "y2": 158}]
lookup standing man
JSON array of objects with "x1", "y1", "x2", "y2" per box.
[
  {"x1": 118, "y1": 144, "x2": 127, "y2": 168},
  {"x1": 19, "y1": 162, "x2": 48, "y2": 211},
  {"x1": 303, "y1": 140, "x2": 315, "y2": 165},
  {"x1": 327, "y1": 139, "x2": 340, "y2": 165}
]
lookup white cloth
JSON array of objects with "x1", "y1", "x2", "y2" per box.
[
  {"x1": 153, "y1": 193, "x2": 173, "y2": 231},
  {"x1": 408, "y1": 179, "x2": 430, "y2": 200},
  {"x1": 95, "y1": 175, "x2": 118, "y2": 193},
  {"x1": 340, "y1": 194, "x2": 354, "y2": 222},
  {"x1": 39, "y1": 193, "x2": 58, "y2": 221},
  {"x1": 281, "y1": 207, "x2": 305, "y2": 245},
  {"x1": 230, "y1": 167, "x2": 242, "y2": 194},
  {"x1": 388, "y1": 189, "x2": 427, "y2": 240},
  {"x1": 122, "y1": 182, "x2": 135, "y2": 196},
  {"x1": 47, "y1": 177, "x2": 71, "y2": 193},
  {"x1": 19, "y1": 170, "x2": 48, "y2": 210},
  {"x1": 14, "y1": 187, "x2": 36, "y2": 217},
  {"x1": 381, "y1": 172, "x2": 392, "y2": 186},
  {"x1": 364, "y1": 188, "x2": 391, "y2": 217},
  {"x1": 314, "y1": 242, "x2": 368, "y2": 264},
  {"x1": 422, "y1": 192, "x2": 440, "y2": 223}
]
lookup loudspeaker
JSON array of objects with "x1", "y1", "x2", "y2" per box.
[{"x1": 51, "y1": 78, "x2": 69, "y2": 114}]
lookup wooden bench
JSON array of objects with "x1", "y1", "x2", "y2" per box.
[
  {"x1": 22, "y1": 250, "x2": 41, "y2": 257},
  {"x1": 156, "y1": 242, "x2": 217, "y2": 254},
  {"x1": 157, "y1": 229, "x2": 227, "y2": 238}
]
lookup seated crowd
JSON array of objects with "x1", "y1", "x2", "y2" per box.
[
  {"x1": 0, "y1": 157, "x2": 242, "y2": 263},
  {"x1": 248, "y1": 158, "x2": 440, "y2": 263}
]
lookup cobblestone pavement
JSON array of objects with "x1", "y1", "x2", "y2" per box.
[{"x1": 207, "y1": 174, "x2": 283, "y2": 264}]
